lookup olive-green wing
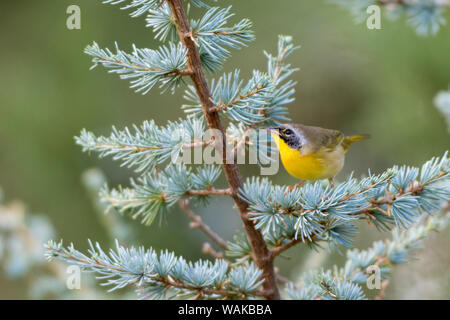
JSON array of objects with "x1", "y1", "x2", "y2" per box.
[
  {"x1": 292, "y1": 124, "x2": 344, "y2": 152},
  {"x1": 322, "y1": 130, "x2": 344, "y2": 151}
]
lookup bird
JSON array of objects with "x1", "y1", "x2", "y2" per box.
[{"x1": 267, "y1": 123, "x2": 369, "y2": 188}]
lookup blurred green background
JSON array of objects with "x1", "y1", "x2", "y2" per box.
[{"x1": 0, "y1": 0, "x2": 449, "y2": 299}]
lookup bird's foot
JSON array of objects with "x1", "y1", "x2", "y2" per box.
[
  {"x1": 287, "y1": 180, "x2": 305, "y2": 191},
  {"x1": 328, "y1": 178, "x2": 335, "y2": 188}
]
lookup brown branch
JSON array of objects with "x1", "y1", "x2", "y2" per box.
[
  {"x1": 253, "y1": 173, "x2": 446, "y2": 259},
  {"x1": 351, "y1": 174, "x2": 446, "y2": 219},
  {"x1": 179, "y1": 199, "x2": 229, "y2": 250},
  {"x1": 167, "y1": 0, "x2": 280, "y2": 300},
  {"x1": 269, "y1": 238, "x2": 303, "y2": 259},
  {"x1": 97, "y1": 143, "x2": 163, "y2": 153},
  {"x1": 202, "y1": 242, "x2": 226, "y2": 260},
  {"x1": 164, "y1": 274, "x2": 266, "y2": 298},
  {"x1": 231, "y1": 126, "x2": 256, "y2": 163},
  {"x1": 211, "y1": 30, "x2": 250, "y2": 36},
  {"x1": 186, "y1": 188, "x2": 233, "y2": 196},
  {"x1": 375, "y1": 280, "x2": 390, "y2": 300},
  {"x1": 98, "y1": 56, "x2": 193, "y2": 76},
  {"x1": 55, "y1": 248, "x2": 263, "y2": 298},
  {"x1": 96, "y1": 139, "x2": 213, "y2": 154},
  {"x1": 208, "y1": 85, "x2": 266, "y2": 113},
  {"x1": 182, "y1": 140, "x2": 214, "y2": 149},
  {"x1": 151, "y1": 188, "x2": 233, "y2": 202},
  {"x1": 276, "y1": 274, "x2": 291, "y2": 286},
  {"x1": 273, "y1": 267, "x2": 291, "y2": 286},
  {"x1": 272, "y1": 47, "x2": 288, "y2": 82}
]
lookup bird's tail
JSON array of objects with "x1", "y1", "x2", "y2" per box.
[{"x1": 342, "y1": 134, "x2": 370, "y2": 152}]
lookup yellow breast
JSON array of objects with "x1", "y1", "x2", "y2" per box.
[{"x1": 271, "y1": 134, "x2": 344, "y2": 180}]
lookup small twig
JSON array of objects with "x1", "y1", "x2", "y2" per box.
[
  {"x1": 157, "y1": 188, "x2": 233, "y2": 201},
  {"x1": 97, "y1": 143, "x2": 163, "y2": 153},
  {"x1": 202, "y1": 242, "x2": 224, "y2": 259},
  {"x1": 95, "y1": 139, "x2": 213, "y2": 154},
  {"x1": 351, "y1": 179, "x2": 429, "y2": 219},
  {"x1": 179, "y1": 199, "x2": 229, "y2": 250},
  {"x1": 269, "y1": 238, "x2": 303, "y2": 259},
  {"x1": 273, "y1": 267, "x2": 291, "y2": 286},
  {"x1": 54, "y1": 248, "x2": 264, "y2": 299},
  {"x1": 276, "y1": 274, "x2": 291, "y2": 285},
  {"x1": 163, "y1": 275, "x2": 265, "y2": 298},
  {"x1": 208, "y1": 85, "x2": 266, "y2": 114},
  {"x1": 176, "y1": 68, "x2": 194, "y2": 76},
  {"x1": 182, "y1": 140, "x2": 214, "y2": 149},
  {"x1": 202, "y1": 242, "x2": 232, "y2": 263},
  {"x1": 273, "y1": 47, "x2": 288, "y2": 82},
  {"x1": 231, "y1": 126, "x2": 256, "y2": 163},
  {"x1": 186, "y1": 188, "x2": 233, "y2": 197},
  {"x1": 98, "y1": 56, "x2": 193, "y2": 76},
  {"x1": 376, "y1": 280, "x2": 390, "y2": 300}
]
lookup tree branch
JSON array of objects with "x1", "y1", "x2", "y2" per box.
[
  {"x1": 93, "y1": 139, "x2": 213, "y2": 154},
  {"x1": 231, "y1": 126, "x2": 255, "y2": 163},
  {"x1": 202, "y1": 242, "x2": 227, "y2": 260},
  {"x1": 185, "y1": 188, "x2": 233, "y2": 196},
  {"x1": 163, "y1": 274, "x2": 266, "y2": 298},
  {"x1": 182, "y1": 140, "x2": 214, "y2": 149},
  {"x1": 352, "y1": 172, "x2": 446, "y2": 219},
  {"x1": 375, "y1": 280, "x2": 390, "y2": 300},
  {"x1": 54, "y1": 247, "x2": 263, "y2": 298},
  {"x1": 179, "y1": 199, "x2": 229, "y2": 250},
  {"x1": 167, "y1": 0, "x2": 280, "y2": 299},
  {"x1": 97, "y1": 56, "x2": 193, "y2": 76},
  {"x1": 269, "y1": 238, "x2": 303, "y2": 259},
  {"x1": 208, "y1": 85, "x2": 267, "y2": 113}
]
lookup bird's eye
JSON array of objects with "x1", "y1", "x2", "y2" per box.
[{"x1": 283, "y1": 129, "x2": 293, "y2": 136}]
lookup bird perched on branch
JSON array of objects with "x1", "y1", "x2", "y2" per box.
[{"x1": 267, "y1": 123, "x2": 369, "y2": 187}]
